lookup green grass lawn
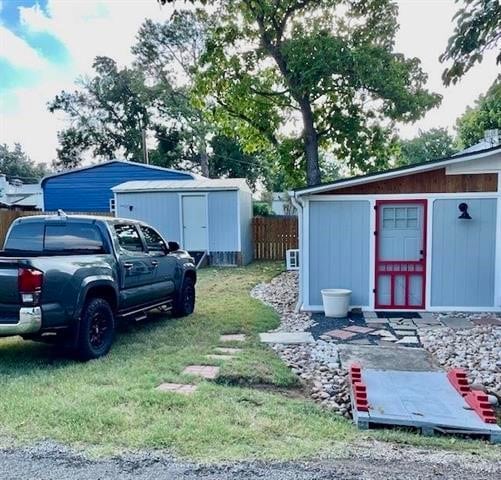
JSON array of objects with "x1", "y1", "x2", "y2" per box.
[{"x1": 0, "y1": 262, "x2": 498, "y2": 460}]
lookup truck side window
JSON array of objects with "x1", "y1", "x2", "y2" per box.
[
  {"x1": 140, "y1": 226, "x2": 166, "y2": 255},
  {"x1": 114, "y1": 224, "x2": 144, "y2": 252}
]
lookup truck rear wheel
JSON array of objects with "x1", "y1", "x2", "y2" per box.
[
  {"x1": 76, "y1": 297, "x2": 115, "y2": 360},
  {"x1": 172, "y1": 277, "x2": 195, "y2": 318}
]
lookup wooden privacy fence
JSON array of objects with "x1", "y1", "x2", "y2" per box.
[
  {"x1": 0, "y1": 210, "x2": 112, "y2": 247},
  {"x1": 252, "y1": 216, "x2": 298, "y2": 260}
]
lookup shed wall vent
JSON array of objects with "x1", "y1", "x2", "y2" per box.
[{"x1": 286, "y1": 249, "x2": 300, "y2": 270}]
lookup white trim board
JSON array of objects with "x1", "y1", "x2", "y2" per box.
[
  {"x1": 495, "y1": 180, "x2": 501, "y2": 306},
  {"x1": 178, "y1": 192, "x2": 209, "y2": 252},
  {"x1": 310, "y1": 192, "x2": 500, "y2": 201},
  {"x1": 302, "y1": 304, "x2": 501, "y2": 313}
]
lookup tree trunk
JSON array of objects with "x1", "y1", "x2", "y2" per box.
[
  {"x1": 199, "y1": 143, "x2": 210, "y2": 178},
  {"x1": 299, "y1": 98, "x2": 321, "y2": 186}
]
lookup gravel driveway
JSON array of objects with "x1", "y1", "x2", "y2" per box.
[{"x1": 1, "y1": 441, "x2": 499, "y2": 480}]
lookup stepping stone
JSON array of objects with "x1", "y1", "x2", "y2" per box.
[
  {"x1": 156, "y1": 383, "x2": 198, "y2": 395},
  {"x1": 215, "y1": 347, "x2": 242, "y2": 354},
  {"x1": 324, "y1": 329, "x2": 357, "y2": 340},
  {"x1": 396, "y1": 336, "x2": 420, "y2": 345},
  {"x1": 344, "y1": 325, "x2": 374, "y2": 334},
  {"x1": 220, "y1": 334, "x2": 246, "y2": 342},
  {"x1": 363, "y1": 311, "x2": 378, "y2": 319},
  {"x1": 440, "y1": 317, "x2": 474, "y2": 329},
  {"x1": 206, "y1": 354, "x2": 234, "y2": 361},
  {"x1": 368, "y1": 329, "x2": 393, "y2": 337},
  {"x1": 413, "y1": 318, "x2": 441, "y2": 326},
  {"x1": 182, "y1": 365, "x2": 220, "y2": 379},
  {"x1": 259, "y1": 332, "x2": 314, "y2": 344},
  {"x1": 394, "y1": 330, "x2": 413, "y2": 336},
  {"x1": 365, "y1": 318, "x2": 389, "y2": 324},
  {"x1": 376, "y1": 340, "x2": 399, "y2": 347},
  {"x1": 348, "y1": 338, "x2": 372, "y2": 345}
]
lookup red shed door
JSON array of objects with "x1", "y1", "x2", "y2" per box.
[{"x1": 375, "y1": 200, "x2": 427, "y2": 309}]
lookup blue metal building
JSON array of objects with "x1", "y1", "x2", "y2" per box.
[{"x1": 42, "y1": 160, "x2": 195, "y2": 212}]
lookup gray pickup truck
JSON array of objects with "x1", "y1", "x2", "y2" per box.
[{"x1": 0, "y1": 213, "x2": 196, "y2": 360}]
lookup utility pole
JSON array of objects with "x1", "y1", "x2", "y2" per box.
[{"x1": 141, "y1": 128, "x2": 149, "y2": 165}]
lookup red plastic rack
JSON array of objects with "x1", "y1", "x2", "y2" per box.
[
  {"x1": 447, "y1": 368, "x2": 497, "y2": 424},
  {"x1": 349, "y1": 364, "x2": 369, "y2": 412}
]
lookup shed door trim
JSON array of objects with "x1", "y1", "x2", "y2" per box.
[
  {"x1": 179, "y1": 193, "x2": 209, "y2": 251},
  {"x1": 375, "y1": 199, "x2": 427, "y2": 309}
]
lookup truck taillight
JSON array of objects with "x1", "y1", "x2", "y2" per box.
[{"x1": 18, "y1": 268, "x2": 43, "y2": 304}]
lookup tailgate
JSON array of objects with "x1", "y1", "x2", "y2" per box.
[{"x1": 0, "y1": 260, "x2": 20, "y2": 320}]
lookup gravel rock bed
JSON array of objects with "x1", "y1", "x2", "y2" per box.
[
  {"x1": 252, "y1": 272, "x2": 351, "y2": 415},
  {"x1": 251, "y1": 272, "x2": 315, "y2": 332},
  {"x1": 421, "y1": 326, "x2": 501, "y2": 398}
]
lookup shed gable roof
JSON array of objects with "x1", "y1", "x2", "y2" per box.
[
  {"x1": 41, "y1": 160, "x2": 196, "y2": 187},
  {"x1": 113, "y1": 178, "x2": 251, "y2": 193},
  {"x1": 292, "y1": 145, "x2": 501, "y2": 197}
]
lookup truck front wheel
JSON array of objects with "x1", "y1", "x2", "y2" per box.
[
  {"x1": 76, "y1": 297, "x2": 115, "y2": 360},
  {"x1": 172, "y1": 277, "x2": 195, "y2": 318}
]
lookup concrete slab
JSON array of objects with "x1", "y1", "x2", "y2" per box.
[
  {"x1": 440, "y1": 317, "x2": 474, "y2": 329},
  {"x1": 363, "y1": 311, "x2": 378, "y2": 318},
  {"x1": 337, "y1": 344, "x2": 438, "y2": 371},
  {"x1": 259, "y1": 332, "x2": 314, "y2": 344}
]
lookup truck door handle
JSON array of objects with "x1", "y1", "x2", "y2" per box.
[
  {"x1": 123, "y1": 262, "x2": 133, "y2": 270},
  {"x1": 151, "y1": 260, "x2": 159, "y2": 267}
]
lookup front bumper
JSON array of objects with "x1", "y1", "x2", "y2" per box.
[{"x1": 0, "y1": 307, "x2": 42, "y2": 336}]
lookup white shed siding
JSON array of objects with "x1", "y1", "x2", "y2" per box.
[
  {"x1": 208, "y1": 191, "x2": 239, "y2": 252},
  {"x1": 115, "y1": 191, "x2": 181, "y2": 243},
  {"x1": 239, "y1": 189, "x2": 253, "y2": 265},
  {"x1": 308, "y1": 200, "x2": 371, "y2": 307},
  {"x1": 431, "y1": 198, "x2": 497, "y2": 307}
]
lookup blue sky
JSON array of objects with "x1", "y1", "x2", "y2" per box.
[{"x1": 0, "y1": 0, "x2": 499, "y2": 166}]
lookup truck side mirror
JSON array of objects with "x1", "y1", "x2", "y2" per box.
[{"x1": 168, "y1": 241, "x2": 180, "y2": 252}]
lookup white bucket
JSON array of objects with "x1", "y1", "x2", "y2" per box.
[{"x1": 321, "y1": 289, "x2": 352, "y2": 318}]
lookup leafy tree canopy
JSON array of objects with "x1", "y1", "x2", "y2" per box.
[
  {"x1": 0, "y1": 143, "x2": 48, "y2": 182},
  {"x1": 397, "y1": 128, "x2": 458, "y2": 166},
  {"x1": 455, "y1": 78, "x2": 501, "y2": 147},
  {"x1": 441, "y1": 0, "x2": 501, "y2": 85},
  {"x1": 191, "y1": 0, "x2": 440, "y2": 186},
  {"x1": 48, "y1": 56, "x2": 152, "y2": 169}
]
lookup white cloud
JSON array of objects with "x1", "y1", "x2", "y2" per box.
[
  {"x1": 395, "y1": 0, "x2": 499, "y2": 138},
  {"x1": 0, "y1": 24, "x2": 47, "y2": 69},
  {"x1": 2, "y1": 0, "x2": 175, "y2": 165},
  {"x1": 19, "y1": 0, "x2": 174, "y2": 73}
]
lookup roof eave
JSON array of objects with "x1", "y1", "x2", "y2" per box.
[{"x1": 293, "y1": 145, "x2": 501, "y2": 197}]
